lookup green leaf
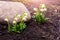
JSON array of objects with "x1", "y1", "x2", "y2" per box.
[{"x1": 19, "y1": 22, "x2": 26, "y2": 32}]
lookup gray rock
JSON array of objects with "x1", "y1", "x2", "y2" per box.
[{"x1": 0, "y1": 1, "x2": 31, "y2": 24}]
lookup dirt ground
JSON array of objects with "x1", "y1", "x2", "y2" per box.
[{"x1": 0, "y1": 0, "x2": 60, "y2": 40}]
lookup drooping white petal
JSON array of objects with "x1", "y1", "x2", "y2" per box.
[
  {"x1": 13, "y1": 21, "x2": 16, "y2": 24},
  {"x1": 17, "y1": 15, "x2": 21, "y2": 17},
  {"x1": 34, "y1": 13, "x2": 36, "y2": 15},
  {"x1": 33, "y1": 8, "x2": 38, "y2": 11},
  {"x1": 41, "y1": 4, "x2": 46, "y2": 8},
  {"x1": 24, "y1": 16, "x2": 27, "y2": 18},
  {"x1": 24, "y1": 13, "x2": 28, "y2": 16},
  {"x1": 22, "y1": 17, "x2": 27, "y2": 21},
  {"x1": 14, "y1": 17, "x2": 18, "y2": 20},
  {"x1": 4, "y1": 18, "x2": 8, "y2": 22},
  {"x1": 40, "y1": 9, "x2": 44, "y2": 11},
  {"x1": 44, "y1": 8, "x2": 47, "y2": 11}
]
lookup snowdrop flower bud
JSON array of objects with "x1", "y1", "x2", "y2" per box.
[
  {"x1": 17, "y1": 15, "x2": 20, "y2": 17},
  {"x1": 40, "y1": 9, "x2": 44, "y2": 12},
  {"x1": 24, "y1": 13, "x2": 28, "y2": 16},
  {"x1": 13, "y1": 20, "x2": 16, "y2": 24},
  {"x1": 33, "y1": 8, "x2": 38, "y2": 11},
  {"x1": 22, "y1": 17, "x2": 27, "y2": 21},
  {"x1": 40, "y1": 8, "x2": 47, "y2": 12},
  {"x1": 44, "y1": 8, "x2": 47, "y2": 11},
  {"x1": 14, "y1": 17, "x2": 18, "y2": 21},
  {"x1": 41, "y1": 4, "x2": 46, "y2": 8},
  {"x1": 4, "y1": 18, "x2": 8, "y2": 22},
  {"x1": 34, "y1": 13, "x2": 36, "y2": 15},
  {"x1": 24, "y1": 16, "x2": 27, "y2": 18}
]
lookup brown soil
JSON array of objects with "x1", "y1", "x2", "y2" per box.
[{"x1": 0, "y1": 0, "x2": 60, "y2": 40}]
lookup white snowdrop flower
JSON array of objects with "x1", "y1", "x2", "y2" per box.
[
  {"x1": 44, "y1": 8, "x2": 47, "y2": 11},
  {"x1": 14, "y1": 17, "x2": 18, "y2": 21},
  {"x1": 40, "y1": 9, "x2": 44, "y2": 12},
  {"x1": 24, "y1": 16, "x2": 27, "y2": 18},
  {"x1": 13, "y1": 20, "x2": 16, "y2": 24},
  {"x1": 34, "y1": 13, "x2": 36, "y2": 15},
  {"x1": 22, "y1": 17, "x2": 27, "y2": 21},
  {"x1": 17, "y1": 15, "x2": 20, "y2": 17},
  {"x1": 24, "y1": 12, "x2": 28, "y2": 16},
  {"x1": 40, "y1": 8, "x2": 47, "y2": 12},
  {"x1": 41, "y1": 4, "x2": 46, "y2": 8},
  {"x1": 4, "y1": 18, "x2": 8, "y2": 22},
  {"x1": 33, "y1": 8, "x2": 38, "y2": 11}
]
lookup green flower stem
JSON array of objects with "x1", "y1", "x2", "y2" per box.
[
  {"x1": 13, "y1": 23, "x2": 17, "y2": 32},
  {"x1": 8, "y1": 22, "x2": 11, "y2": 32}
]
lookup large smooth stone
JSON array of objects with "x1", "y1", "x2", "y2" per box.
[{"x1": 0, "y1": 1, "x2": 31, "y2": 24}]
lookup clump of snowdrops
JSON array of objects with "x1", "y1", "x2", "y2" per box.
[
  {"x1": 4, "y1": 12, "x2": 28, "y2": 33},
  {"x1": 33, "y1": 4, "x2": 47, "y2": 24}
]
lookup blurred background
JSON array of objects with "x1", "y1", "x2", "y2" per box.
[{"x1": 0, "y1": 0, "x2": 60, "y2": 5}]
